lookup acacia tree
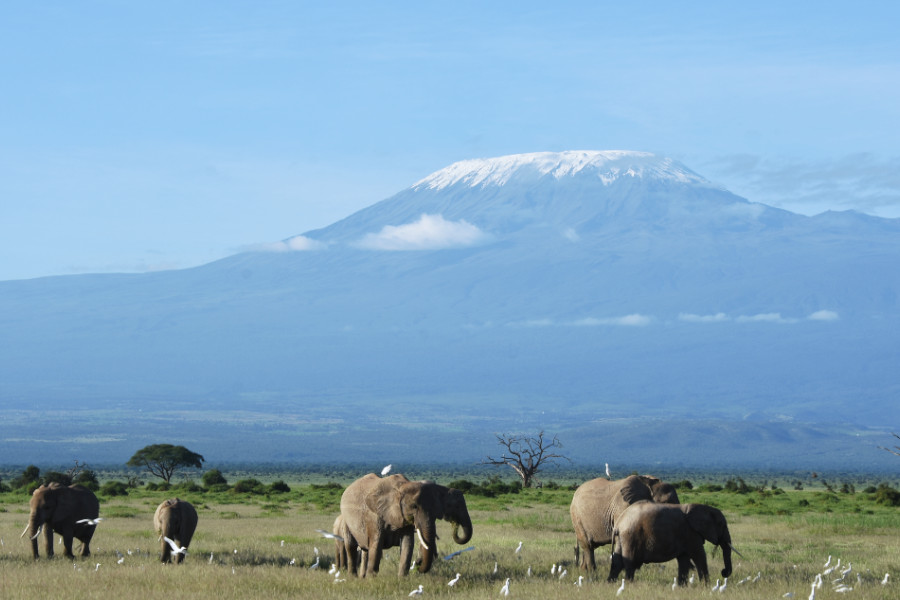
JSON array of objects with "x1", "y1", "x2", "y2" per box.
[
  {"x1": 481, "y1": 430, "x2": 569, "y2": 488},
  {"x1": 127, "y1": 444, "x2": 205, "y2": 483}
]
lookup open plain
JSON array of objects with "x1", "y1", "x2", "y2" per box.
[{"x1": 1, "y1": 474, "x2": 898, "y2": 600}]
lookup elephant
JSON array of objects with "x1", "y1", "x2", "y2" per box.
[
  {"x1": 23, "y1": 482, "x2": 100, "y2": 559},
  {"x1": 154, "y1": 498, "x2": 198, "y2": 564},
  {"x1": 608, "y1": 501, "x2": 735, "y2": 586},
  {"x1": 339, "y1": 473, "x2": 473, "y2": 577},
  {"x1": 570, "y1": 474, "x2": 680, "y2": 570}
]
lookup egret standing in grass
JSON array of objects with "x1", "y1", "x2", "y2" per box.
[
  {"x1": 408, "y1": 584, "x2": 424, "y2": 596},
  {"x1": 515, "y1": 541, "x2": 523, "y2": 554},
  {"x1": 448, "y1": 573, "x2": 461, "y2": 586},
  {"x1": 500, "y1": 578, "x2": 510, "y2": 596},
  {"x1": 616, "y1": 578, "x2": 625, "y2": 596}
]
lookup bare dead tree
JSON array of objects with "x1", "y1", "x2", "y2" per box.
[
  {"x1": 879, "y1": 432, "x2": 900, "y2": 456},
  {"x1": 481, "y1": 430, "x2": 570, "y2": 488}
]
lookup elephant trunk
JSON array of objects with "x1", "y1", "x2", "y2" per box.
[
  {"x1": 27, "y1": 514, "x2": 44, "y2": 558},
  {"x1": 720, "y1": 532, "x2": 733, "y2": 579},
  {"x1": 450, "y1": 513, "x2": 473, "y2": 545},
  {"x1": 415, "y1": 517, "x2": 436, "y2": 574}
]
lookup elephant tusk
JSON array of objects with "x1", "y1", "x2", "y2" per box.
[
  {"x1": 30, "y1": 525, "x2": 43, "y2": 540},
  {"x1": 20, "y1": 525, "x2": 30, "y2": 538},
  {"x1": 416, "y1": 528, "x2": 430, "y2": 551},
  {"x1": 729, "y1": 543, "x2": 745, "y2": 559}
]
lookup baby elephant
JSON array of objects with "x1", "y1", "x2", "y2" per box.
[
  {"x1": 154, "y1": 498, "x2": 198, "y2": 564},
  {"x1": 608, "y1": 501, "x2": 735, "y2": 586}
]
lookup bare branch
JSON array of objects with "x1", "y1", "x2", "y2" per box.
[
  {"x1": 481, "y1": 430, "x2": 570, "y2": 488},
  {"x1": 878, "y1": 432, "x2": 900, "y2": 456}
]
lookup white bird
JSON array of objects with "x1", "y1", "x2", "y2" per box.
[
  {"x1": 381, "y1": 464, "x2": 392, "y2": 476},
  {"x1": 500, "y1": 578, "x2": 511, "y2": 596},
  {"x1": 94, "y1": 563, "x2": 101, "y2": 571},
  {"x1": 881, "y1": 573, "x2": 890, "y2": 585},
  {"x1": 515, "y1": 541, "x2": 523, "y2": 553},
  {"x1": 527, "y1": 566, "x2": 532, "y2": 577},
  {"x1": 443, "y1": 546, "x2": 475, "y2": 560},
  {"x1": 77, "y1": 518, "x2": 103, "y2": 526},
  {"x1": 333, "y1": 570, "x2": 341, "y2": 579},
  {"x1": 328, "y1": 563, "x2": 336, "y2": 575},
  {"x1": 605, "y1": 463, "x2": 611, "y2": 479},
  {"x1": 813, "y1": 573, "x2": 823, "y2": 589},
  {"x1": 689, "y1": 574, "x2": 695, "y2": 585},
  {"x1": 616, "y1": 578, "x2": 625, "y2": 596},
  {"x1": 672, "y1": 577, "x2": 678, "y2": 590},
  {"x1": 314, "y1": 546, "x2": 320, "y2": 556},
  {"x1": 833, "y1": 585, "x2": 852, "y2": 593},
  {"x1": 493, "y1": 561, "x2": 498, "y2": 574},
  {"x1": 551, "y1": 563, "x2": 557, "y2": 575},
  {"x1": 718, "y1": 577, "x2": 728, "y2": 592},
  {"x1": 824, "y1": 555, "x2": 832, "y2": 569},
  {"x1": 408, "y1": 584, "x2": 424, "y2": 596},
  {"x1": 808, "y1": 582, "x2": 816, "y2": 600},
  {"x1": 558, "y1": 568, "x2": 567, "y2": 579},
  {"x1": 117, "y1": 557, "x2": 124, "y2": 565},
  {"x1": 712, "y1": 579, "x2": 720, "y2": 592},
  {"x1": 783, "y1": 594, "x2": 794, "y2": 598},
  {"x1": 752, "y1": 571, "x2": 761, "y2": 583},
  {"x1": 315, "y1": 529, "x2": 344, "y2": 541},
  {"x1": 824, "y1": 558, "x2": 841, "y2": 575},
  {"x1": 308, "y1": 556, "x2": 320, "y2": 570},
  {"x1": 448, "y1": 573, "x2": 461, "y2": 586},
  {"x1": 280, "y1": 540, "x2": 284, "y2": 546},
  {"x1": 209, "y1": 552, "x2": 214, "y2": 564},
  {"x1": 163, "y1": 537, "x2": 187, "y2": 556},
  {"x1": 576, "y1": 575, "x2": 584, "y2": 587},
  {"x1": 289, "y1": 558, "x2": 296, "y2": 566}
]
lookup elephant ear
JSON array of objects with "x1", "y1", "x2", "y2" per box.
[
  {"x1": 368, "y1": 481, "x2": 408, "y2": 528},
  {"x1": 416, "y1": 483, "x2": 446, "y2": 520},
  {"x1": 685, "y1": 504, "x2": 724, "y2": 546},
  {"x1": 619, "y1": 476, "x2": 653, "y2": 504}
]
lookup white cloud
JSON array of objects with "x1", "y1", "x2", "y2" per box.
[
  {"x1": 678, "y1": 312, "x2": 730, "y2": 323},
  {"x1": 736, "y1": 313, "x2": 798, "y2": 324},
  {"x1": 562, "y1": 227, "x2": 580, "y2": 242},
  {"x1": 808, "y1": 309, "x2": 839, "y2": 321},
  {"x1": 573, "y1": 314, "x2": 653, "y2": 327},
  {"x1": 249, "y1": 235, "x2": 325, "y2": 252},
  {"x1": 356, "y1": 214, "x2": 490, "y2": 251}
]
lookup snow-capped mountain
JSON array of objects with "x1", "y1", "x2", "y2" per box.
[{"x1": 1, "y1": 151, "x2": 898, "y2": 469}]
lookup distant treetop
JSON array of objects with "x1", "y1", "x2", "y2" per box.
[{"x1": 127, "y1": 444, "x2": 205, "y2": 483}]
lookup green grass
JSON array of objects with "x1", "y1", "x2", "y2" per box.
[{"x1": 1, "y1": 481, "x2": 898, "y2": 599}]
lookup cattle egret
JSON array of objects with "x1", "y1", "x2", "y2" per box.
[
  {"x1": 280, "y1": 540, "x2": 284, "y2": 547},
  {"x1": 515, "y1": 541, "x2": 523, "y2": 553},
  {"x1": 576, "y1": 575, "x2": 584, "y2": 587},
  {"x1": 712, "y1": 579, "x2": 720, "y2": 592},
  {"x1": 527, "y1": 566, "x2": 532, "y2": 577},
  {"x1": 77, "y1": 518, "x2": 103, "y2": 526},
  {"x1": 315, "y1": 529, "x2": 344, "y2": 541},
  {"x1": 409, "y1": 584, "x2": 424, "y2": 596},
  {"x1": 493, "y1": 561, "x2": 498, "y2": 574},
  {"x1": 209, "y1": 552, "x2": 214, "y2": 564},
  {"x1": 328, "y1": 563, "x2": 336, "y2": 574},
  {"x1": 94, "y1": 563, "x2": 101, "y2": 571},
  {"x1": 500, "y1": 578, "x2": 510, "y2": 596},
  {"x1": 752, "y1": 572, "x2": 762, "y2": 583},
  {"x1": 881, "y1": 573, "x2": 890, "y2": 585},
  {"x1": 689, "y1": 574, "x2": 695, "y2": 585},
  {"x1": 551, "y1": 563, "x2": 557, "y2": 575},
  {"x1": 824, "y1": 556, "x2": 832, "y2": 569},
  {"x1": 448, "y1": 573, "x2": 461, "y2": 586},
  {"x1": 163, "y1": 537, "x2": 187, "y2": 556},
  {"x1": 309, "y1": 556, "x2": 320, "y2": 569},
  {"x1": 808, "y1": 582, "x2": 816, "y2": 600},
  {"x1": 558, "y1": 568, "x2": 567, "y2": 579},
  {"x1": 784, "y1": 593, "x2": 795, "y2": 598},
  {"x1": 833, "y1": 585, "x2": 852, "y2": 593},
  {"x1": 672, "y1": 577, "x2": 678, "y2": 590},
  {"x1": 616, "y1": 578, "x2": 625, "y2": 596},
  {"x1": 381, "y1": 465, "x2": 392, "y2": 476},
  {"x1": 718, "y1": 577, "x2": 727, "y2": 592},
  {"x1": 605, "y1": 463, "x2": 611, "y2": 479},
  {"x1": 314, "y1": 546, "x2": 320, "y2": 556},
  {"x1": 813, "y1": 573, "x2": 823, "y2": 589}
]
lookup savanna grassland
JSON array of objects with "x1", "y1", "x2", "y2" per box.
[{"x1": 0, "y1": 474, "x2": 898, "y2": 600}]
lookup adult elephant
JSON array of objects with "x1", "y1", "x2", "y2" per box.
[
  {"x1": 608, "y1": 501, "x2": 736, "y2": 586},
  {"x1": 339, "y1": 473, "x2": 473, "y2": 577},
  {"x1": 23, "y1": 483, "x2": 100, "y2": 559},
  {"x1": 570, "y1": 474, "x2": 679, "y2": 570},
  {"x1": 154, "y1": 498, "x2": 198, "y2": 564}
]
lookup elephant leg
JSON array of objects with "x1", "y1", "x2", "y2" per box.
[
  {"x1": 43, "y1": 527, "x2": 55, "y2": 558},
  {"x1": 692, "y1": 549, "x2": 710, "y2": 583},
  {"x1": 346, "y1": 542, "x2": 359, "y2": 576},
  {"x1": 63, "y1": 534, "x2": 76, "y2": 559},
  {"x1": 160, "y1": 539, "x2": 171, "y2": 563},
  {"x1": 398, "y1": 533, "x2": 413, "y2": 576},
  {"x1": 623, "y1": 557, "x2": 638, "y2": 581},
  {"x1": 366, "y1": 542, "x2": 383, "y2": 577},
  {"x1": 607, "y1": 551, "x2": 624, "y2": 582},
  {"x1": 586, "y1": 545, "x2": 597, "y2": 570},
  {"x1": 676, "y1": 556, "x2": 692, "y2": 586}
]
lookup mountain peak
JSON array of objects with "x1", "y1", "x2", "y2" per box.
[{"x1": 412, "y1": 150, "x2": 710, "y2": 191}]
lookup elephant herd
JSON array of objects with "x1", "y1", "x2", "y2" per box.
[
  {"x1": 21, "y1": 473, "x2": 736, "y2": 587},
  {"x1": 22, "y1": 482, "x2": 197, "y2": 564}
]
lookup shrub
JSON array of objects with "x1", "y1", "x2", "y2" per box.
[
  {"x1": 173, "y1": 480, "x2": 202, "y2": 493},
  {"x1": 268, "y1": 480, "x2": 291, "y2": 493},
  {"x1": 673, "y1": 480, "x2": 694, "y2": 490},
  {"x1": 100, "y1": 481, "x2": 129, "y2": 496},
  {"x1": 232, "y1": 478, "x2": 267, "y2": 495},
  {"x1": 874, "y1": 484, "x2": 900, "y2": 507},
  {"x1": 202, "y1": 469, "x2": 228, "y2": 488}
]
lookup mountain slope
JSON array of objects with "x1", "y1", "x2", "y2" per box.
[{"x1": 1, "y1": 151, "x2": 898, "y2": 469}]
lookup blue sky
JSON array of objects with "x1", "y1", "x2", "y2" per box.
[{"x1": 2, "y1": 1, "x2": 898, "y2": 281}]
